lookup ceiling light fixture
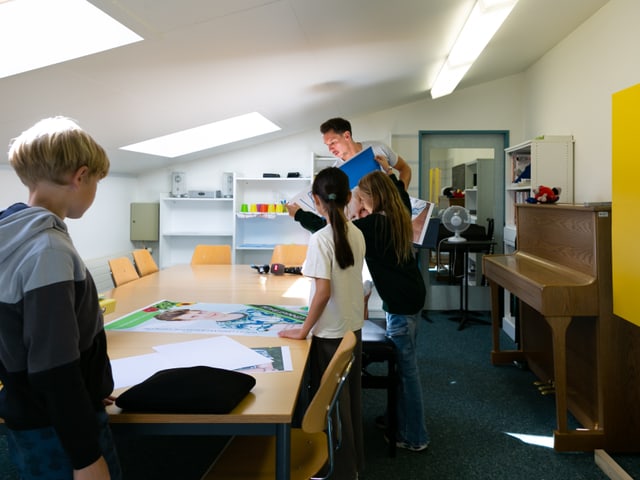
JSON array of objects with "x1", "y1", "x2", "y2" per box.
[
  {"x1": 0, "y1": 0, "x2": 142, "y2": 79},
  {"x1": 430, "y1": 0, "x2": 519, "y2": 99},
  {"x1": 121, "y1": 112, "x2": 281, "y2": 158}
]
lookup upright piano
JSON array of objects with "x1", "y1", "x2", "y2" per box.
[{"x1": 483, "y1": 203, "x2": 640, "y2": 452}]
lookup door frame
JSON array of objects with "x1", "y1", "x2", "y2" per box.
[{"x1": 418, "y1": 130, "x2": 509, "y2": 311}]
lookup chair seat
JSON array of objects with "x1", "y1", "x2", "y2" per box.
[{"x1": 202, "y1": 426, "x2": 328, "y2": 480}]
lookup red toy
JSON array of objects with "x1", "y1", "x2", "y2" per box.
[{"x1": 527, "y1": 185, "x2": 561, "y2": 204}]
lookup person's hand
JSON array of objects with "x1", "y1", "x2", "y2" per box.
[
  {"x1": 374, "y1": 154, "x2": 392, "y2": 173},
  {"x1": 285, "y1": 203, "x2": 301, "y2": 217},
  {"x1": 73, "y1": 456, "x2": 110, "y2": 480},
  {"x1": 278, "y1": 327, "x2": 306, "y2": 339},
  {"x1": 102, "y1": 395, "x2": 116, "y2": 407}
]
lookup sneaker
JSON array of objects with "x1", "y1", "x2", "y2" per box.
[
  {"x1": 374, "y1": 415, "x2": 387, "y2": 430},
  {"x1": 396, "y1": 440, "x2": 429, "y2": 452},
  {"x1": 384, "y1": 434, "x2": 429, "y2": 452}
]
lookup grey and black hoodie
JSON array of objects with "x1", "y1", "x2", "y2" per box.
[{"x1": 0, "y1": 203, "x2": 113, "y2": 469}]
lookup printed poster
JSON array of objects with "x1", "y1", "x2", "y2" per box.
[{"x1": 105, "y1": 300, "x2": 307, "y2": 337}]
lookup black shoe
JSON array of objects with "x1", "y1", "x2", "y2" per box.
[{"x1": 375, "y1": 415, "x2": 387, "y2": 430}]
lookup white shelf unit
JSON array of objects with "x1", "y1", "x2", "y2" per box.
[
  {"x1": 233, "y1": 176, "x2": 312, "y2": 265},
  {"x1": 159, "y1": 197, "x2": 233, "y2": 268},
  {"x1": 504, "y1": 135, "x2": 574, "y2": 246},
  {"x1": 501, "y1": 135, "x2": 574, "y2": 339}
]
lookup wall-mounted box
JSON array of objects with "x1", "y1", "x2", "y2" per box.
[{"x1": 130, "y1": 203, "x2": 159, "y2": 241}]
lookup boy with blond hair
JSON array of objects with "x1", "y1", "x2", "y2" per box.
[{"x1": 0, "y1": 117, "x2": 121, "y2": 479}]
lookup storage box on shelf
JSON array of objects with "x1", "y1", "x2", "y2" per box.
[
  {"x1": 159, "y1": 196, "x2": 233, "y2": 268},
  {"x1": 233, "y1": 175, "x2": 312, "y2": 265}
]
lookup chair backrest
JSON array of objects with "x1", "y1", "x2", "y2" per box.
[
  {"x1": 108, "y1": 257, "x2": 140, "y2": 287},
  {"x1": 190, "y1": 244, "x2": 232, "y2": 265},
  {"x1": 132, "y1": 249, "x2": 159, "y2": 277},
  {"x1": 270, "y1": 244, "x2": 308, "y2": 266},
  {"x1": 302, "y1": 330, "x2": 356, "y2": 434}
]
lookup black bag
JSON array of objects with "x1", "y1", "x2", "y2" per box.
[{"x1": 115, "y1": 366, "x2": 256, "y2": 414}]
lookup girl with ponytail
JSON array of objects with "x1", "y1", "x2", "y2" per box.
[{"x1": 279, "y1": 167, "x2": 366, "y2": 478}]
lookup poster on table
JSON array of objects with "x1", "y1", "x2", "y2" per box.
[{"x1": 105, "y1": 300, "x2": 307, "y2": 336}]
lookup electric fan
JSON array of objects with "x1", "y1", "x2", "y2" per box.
[{"x1": 441, "y1": 205, "x2": 471, "y2": 243}]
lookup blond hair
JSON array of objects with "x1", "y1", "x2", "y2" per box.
[
  {"x1": 357, "y1": 171, "x2": 413, "y2": 263},
  {"x1": 8, "y1": 116, "x2": 109, "y2": 187}
]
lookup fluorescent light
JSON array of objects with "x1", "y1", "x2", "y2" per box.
[
  {"x1": 0, "y1": 0, "x2": 142, "y2": 79},
  {"x1": 121, "y1": 112, "x2": 281, "y2": 158},
  {"x1": 430, "y1": 0, "x2": 518, "y2": 99}
]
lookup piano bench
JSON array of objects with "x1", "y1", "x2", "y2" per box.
[{"x1": 362, "y1": 324, "x2": 397, "y2": 458}]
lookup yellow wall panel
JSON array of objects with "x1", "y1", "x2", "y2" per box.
[{"x1": 612, "y1": 83, "x2": 640, "y2": 325}]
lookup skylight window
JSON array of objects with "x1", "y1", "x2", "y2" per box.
[
  {"x1": 0, "y1": 0, "x2": 142, "y2": 80},
  {"x1": 120, "y1": 112, "x2": 282, "y2": 158}
]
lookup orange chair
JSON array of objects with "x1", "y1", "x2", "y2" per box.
[
  {"x1": 270, "y1": 244, "x2": 307, "y2": 266},
  {"x1": 132, "y1": 249, "x2": 159, "y2": 277},
  {"x1": 190, "y1": 244, "x2": 232, "y2": 265},
  {"x1": 108, "y1": 257, "x2": 140, "y2": 287}
]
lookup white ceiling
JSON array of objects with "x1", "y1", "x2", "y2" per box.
[{"x1": 0, "y1": 0, "x2": 608, "y2": 175}]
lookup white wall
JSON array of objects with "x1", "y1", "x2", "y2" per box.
[
  {"x1": 524, "y1": 0, "x2": 640, "y2": 202},
  {"x1": 136, "y1": 74, "x2": 525, "y2": 199},
  {"x1": 1, "y1": 167, "x2": 138, "y2": 260}
]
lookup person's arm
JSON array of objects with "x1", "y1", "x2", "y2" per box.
[
  {"x1": 286, "y1": 203, "x2": 327, "y2": 233},
  {"x1": 375, "y1": 156, "x2": 412, "y2": 213},
  {"x1": 393, "y1": 155, "x2": 412, "y2": 189},
  {"x1": 24, "y1": 252, "x2": 108, "y2": 471},
  {"x1": 73, "y1": 457, "x2": 110, "y2": 480},
  {"x1": 278, "y1": 277, "x2": 331, "y2": 339}
]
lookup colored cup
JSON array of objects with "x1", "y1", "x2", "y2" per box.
[
  {"x1": 240, "y1": 203, "x2": 248, "y2": 212},
  {"x1": 249, "y1": 204, "x2": 257, "y2": 212},
  {"x1": 267, "y1": 204, "x2": 276, "y2": 213}
]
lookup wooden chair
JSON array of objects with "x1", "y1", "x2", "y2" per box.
[
  {"x1": 202, "y1": 331, "x2": 357, "y2": 480},
  {"x1": 190, "y1": 245, "x2": 232, "y2": 265},
  {"x1": 270, "y1": 244, "x2": 307, "y2": 266},
  {"x1": 108, "y1": 257, "x2": 140, "y2": 287},
  {"x1": 132, "y1": 249, "x2": 159, "y2": 277}
]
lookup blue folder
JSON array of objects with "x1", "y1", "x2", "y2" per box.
[{"x1": 338, "y1": 146, "x2": 377, "y2": 189}]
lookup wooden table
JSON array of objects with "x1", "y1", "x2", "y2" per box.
[{"x1": 103, "y1": 264, "x2": 312, "y2": 480}]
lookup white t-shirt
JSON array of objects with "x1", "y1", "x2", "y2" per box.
[
  {"x1": 332, "y1": 140, "x2": 399, "y2": 169},
  {"x1": 303, "y1": 222, "x2": 366, "y2": 338}
]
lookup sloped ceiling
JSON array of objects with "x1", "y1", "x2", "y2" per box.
[{"x1": 0, "y1": 0, "x2": 608, "y2": 174}]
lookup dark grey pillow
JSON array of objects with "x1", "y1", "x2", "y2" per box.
[{"x1": 115, "y1": 366, "x2": 256, "y2": 414}]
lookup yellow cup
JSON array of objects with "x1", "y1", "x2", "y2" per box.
[{"x1": 249, "y1": 204, "x2": 257, "y2": 212}]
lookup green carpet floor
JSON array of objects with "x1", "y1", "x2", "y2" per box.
[{"x1": 2, "y1": 311, "x2": 639, "y2": 479}]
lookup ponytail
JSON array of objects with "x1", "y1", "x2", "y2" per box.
[{"x1": 312, "y1": 168, "x2": 354, "y2": 269}]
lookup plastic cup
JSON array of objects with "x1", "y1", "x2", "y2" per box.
[{"x1": 240, "y1": 203, "x2": 248, "y2": 212}]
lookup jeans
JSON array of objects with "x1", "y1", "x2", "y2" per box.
[
  {"x1": 386, "y1": 312, "x2": 429, "y2": 447},
  {"x1": 7, "y1": 410, "x2": 122, "y2": 480}
]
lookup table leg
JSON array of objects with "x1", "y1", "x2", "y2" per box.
[{"x1": 275, "y1": 423, "x2": 291, "y2": 480}]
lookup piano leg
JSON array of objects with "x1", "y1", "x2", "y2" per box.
[{"x1": 545, "y1": 315, "x2": 572, "y2": 433}]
